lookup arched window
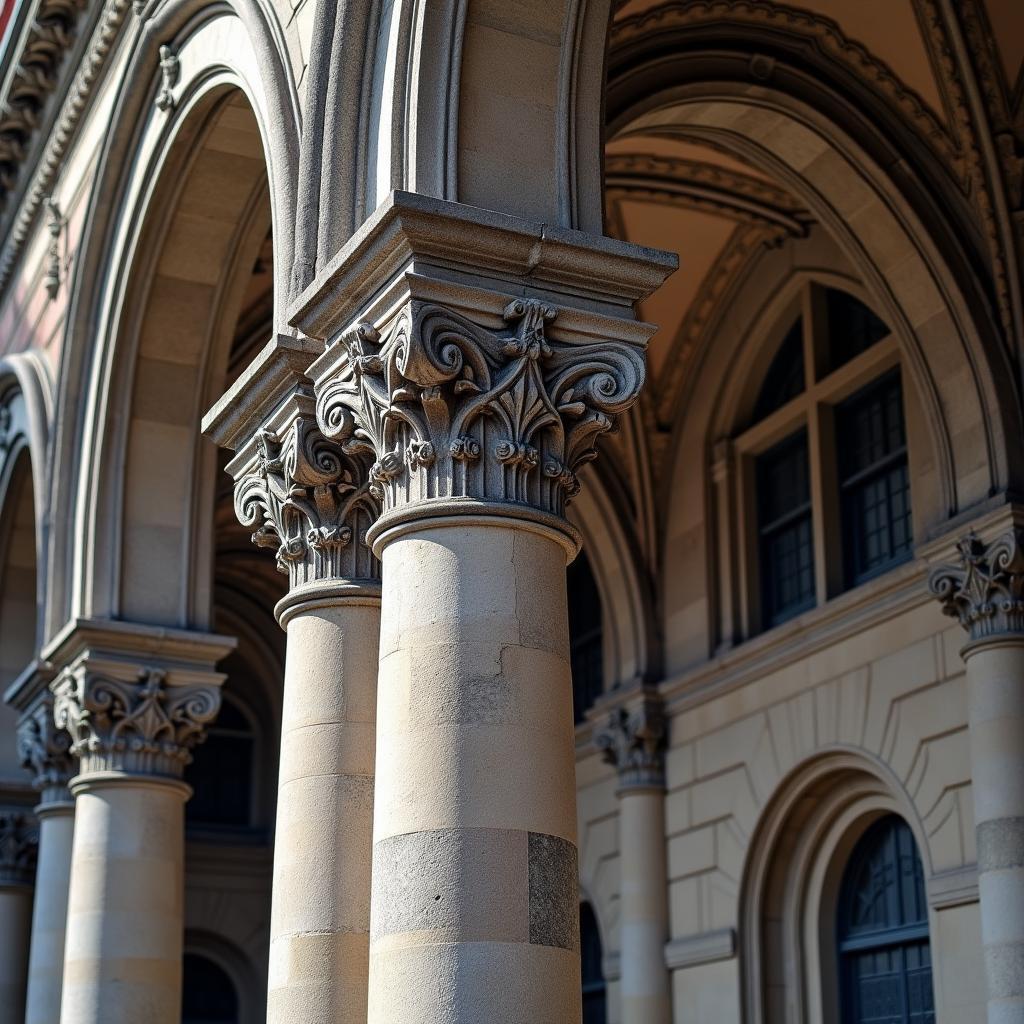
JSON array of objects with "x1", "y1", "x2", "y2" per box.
[
  {"x1": 181, "y1": 953, "x2": 239, "y2": 1024},
  {"x1": 837, "y1": 815, "x2": 934, "y2": 1024},
  {"x1": 725, "y1": 284, "x2": 913, "y2": 635},
  {"x1": 580, "y1": 902, "x2": 607, "y2": 1024},
  {"x1": 184, "y1": 695, "x2": 256, "y2": 828},
  {"x1": 568, "y1": 551, "x2": 603, "y2": 722}
]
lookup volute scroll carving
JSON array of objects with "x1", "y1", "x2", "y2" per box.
[
  {"x1": 315, "y1": 298, "x2": 645, "y2": 522},
  {"x1": 233, "y1": 415, "x2": 380, "y2": 587},
  {"x1": 929, "y1": 529, "x2": 1024, "y2": 643},
  {"x1": 52, "y1": 667, "x2": 220, "y2": 778},
  {"x1": 595, "y1": 693, "x2": 667, "y2": 791}
]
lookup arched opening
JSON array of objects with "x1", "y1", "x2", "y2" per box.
[
  {"x1": 837, "y1": 815, "x2": 933, "y2": 1024},
  {"x1": 181, "y1": 952, "x2": 240, "y2": 1024},
  {"x1": 580, "y1": 901, "x2": 608, "y2": 1024}
]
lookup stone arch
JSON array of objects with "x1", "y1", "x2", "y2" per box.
[
  {"x1": 182, "y1": 929, "x2": 262, "y2": 1024},
  {"x1": 296, "y1": 0, "x2": 615, "y2": 284},
  {"x1": 738, "y1": 752, "x2": 943, "y2": 1024},
  {"x1": 63, "y1": 7, "x2": 296, "y2": 631}
]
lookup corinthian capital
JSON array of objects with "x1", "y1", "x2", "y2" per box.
[
  {"x1": 316, "y1": 298, "x2": 644, "y2": 523},
  {"x1": 52, "y1": 667, "x2": 221, "y2": 778},
  {"x1": 233, "y1": 413, "x2": 379, "y2": 588},
  {"x1": 0, "y1": 812, "x2": 37, "y2": 887},
  {"x1": 17, "y1": 696, "x2": 73, "y2": 802},
  {"x1": 595, "y1": 693, "x2": 667, "y2": 791},
  {"x1": 929, "y1": 529, "x2": 1024, "y2": 643}
]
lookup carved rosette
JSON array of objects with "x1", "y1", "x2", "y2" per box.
[
  {"x1": 315, "y1": 298, "x2": 645, "y2": 522},
  {"x1": 52, "y1": 667, "x2": 221, "y2": 778},
  {"x1": 17, "y1": 696, "x2": 73, "y2": 802},
  {"x1": 929, "y1": 530, "x2": 1024, "y2": 643},
  {"x1": 595, "y1": 695, "x2": 667, "y2": 791},
  {"x1": 0, "y1": 812, "x2": 37, "y2": 888},
  {"x1": 233, "y1": 415, "x2": 379, "y2": 588}
]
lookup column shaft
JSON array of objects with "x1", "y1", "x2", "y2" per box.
[
  {"x1": 269, "y1": 592, "x2": 379, "y2": 1023},
  {"x1": 60, "y1": 777, "x2": 188, "y2": 1024},
  {"x1": 0, "y1": 883, "x2": 33, "y2": 1024},
  {"x1": 24, "y1": 802, "x2": 74, "y2": 1024},
  {"x1": 368, "y1": 520, "x2": 581, "y2": 1024},
  {"x1": 619, "y1": 789, "x2": 671, "y2": 1023},
  {"x1": 965, "y1": 640, "x2": 1024, "y2": 1024}
]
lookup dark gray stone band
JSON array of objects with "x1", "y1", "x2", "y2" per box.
[
  {"x1": 978, "y1": 817, "x2": 1024, "y2": 872},
  {"x1": 371, "y1": 827, "x2": 578, "y2": 951}
]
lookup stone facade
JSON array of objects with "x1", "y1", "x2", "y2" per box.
[{"x1": 0, "y1": 2, "x2": 1022, "y2": 1023}]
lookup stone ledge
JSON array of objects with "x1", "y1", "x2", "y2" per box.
[{"x1": 664, "y1": 927, "x2": 737, "y2": 970}]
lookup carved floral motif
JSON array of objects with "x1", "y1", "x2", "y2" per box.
[
  {"x1": 52, "y1": 667, "x2": 220, "y2": 777},
  {"x1": 0, "y1": 812, "x2": 37, "y2": 887},
  {"x1": 315, "y1": 299, "x2": 645, "y2": 520},
  {"x1": 929, "y1": 529, "x2": 1024, "y2": 642},
  {"x1": 595, "y1": 694, "x2": 667, "y2": 790},
  {"x1": 17, "y1": 695, "x2": 73, "y2": 799},
  {"x1": 234, "y1": 415, "x2": 379, "y2": 587}
]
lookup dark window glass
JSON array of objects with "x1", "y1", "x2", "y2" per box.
[
  {"x1": 826, "y1": 289, "x2": 890, "y2": 373},
  {"x1": 182, "y1": 954, "x2": 239, "y2": 1024},
  {"x1": 838, "y1": 816, "x2": 934, "y2": 1024},
  {"x1": 568, "y1": 551, "x2": 603, "y2": 723},
  {"x1": 757, "y1": 430, "x2": 815, "y2": 627},
  {"x1": 185, "y1": 697, "x2": 255, "y2": 828},
  {"x1": 838, "y1": 371, "x2": 912, "y2": 587},
  {"x1": 580, "y1": 903, "x2": 607, "y2": 1024},
  {"x1": 754, "y1": 319, "x2": 805, "y2": 422}
]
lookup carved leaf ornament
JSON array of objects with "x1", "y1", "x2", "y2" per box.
[
  {"x1": 595, "y1": 699, "x2": 667, "y2": 790},
  {"x1": 316, "y1": 299, "x2": 644, "y2": 518}
]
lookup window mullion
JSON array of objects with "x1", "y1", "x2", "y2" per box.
[{"x1": 807, "y1": 399, "x2": 836, "y2": 605}]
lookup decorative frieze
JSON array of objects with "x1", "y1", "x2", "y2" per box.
[
  {"x1": 0, "y1": 812, "x2": 38, "y2": 887},
  {"x1": 929, "y1": 529, "x2": 1024, "y2": 643},
  {"x1": 233, "y1": 413, "x2": 379, "y2": 587},
  {"x1": 595, "y1": 693, "x2": 667, "y2": 791},
  {"x1": 17, "y1": 696, "x2": 73, "y2": 801},
  {"x1": 52, "y1": 667, "x2": 220, "y2": 778},
  {"x1": 316, "y1": 298, "x2": 645, "y2": 523}
]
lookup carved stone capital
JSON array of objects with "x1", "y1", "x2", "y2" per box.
[
  {"x1": 17, "y1": 696, "x2": 73, "y2": 803},
  {"x1": 929, "y1": 529, "x2": 1024, "y2": 644},
  {"x1": 595, "y1": 693, "x2": 667, "y2": 791},
  {"x1": 233, "y1": 412, "x2": 379, "y2": 588},
  {"x1": 315, "y1": 298, "x2": 645, "y2": 527},
  {"x1": 0, "y1": 812, "x2": 37, "y2": 888},
  {"x1": 52, "y1": 667, "x2": 221, "y2": 778}
]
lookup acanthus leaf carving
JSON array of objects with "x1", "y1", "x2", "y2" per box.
[
  {"x1": 0, "y1": 811, "x2": 37, "y2": 887},
  {"x1": 929, "y1": 529, "x2": 1024, "y2": 642},
  {"x1": 52, "y1": 667, "x2": 221, "y2": 778},
  {"x1": 17, "y1": 695, "x2": 73, "y2": 800},
  {"x1": 316, "y1": 298, "x2": 645, "y2": 520},
  {"x1": 233, "y1": 415, "x2": 379, "y2": 587},
  {"x1": 594, "y1": 692, "x2": 667, "y2": 791}
]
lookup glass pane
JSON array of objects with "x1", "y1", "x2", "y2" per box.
[
  {"x1": 757, "y1": 431, "x2": 815, "y2": 626},
  {"x1": 568, "y1": 552, "x2": 604, "y2": 722},
  {"x1": 182, "y1": 954, "x2": 238, "y2": 1024},
  {"x1": 826, "y1": 289, "x2": 890, "y2": 373},
  {"x1": 185, "y1": 734, "x2": 255, "y2": 827},
  {"x1": 754, "y1": 319, "x2": 805, "y2": 422}
]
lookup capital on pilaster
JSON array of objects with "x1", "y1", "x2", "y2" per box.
[
  {"x1": 595, "y1": 693, "x2": 668, "y2": 792},
  {"x1": 0, "y1": 812, "x2": 37, "y2": 888},
  {"x1": 929, "y1": 529, "x2": 1024, "y2": 643},
  {"x1": 52, "y1": 666, "x2": 221, "y2": 779},
  {"x1": 17, "y1": 695, "x2": 73, "y2": 803},
  {"x1": 230, "y1": 389, "x2": 380, "y2": 590}
]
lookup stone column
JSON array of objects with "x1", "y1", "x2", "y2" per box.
[
  {"x1": 17, "y1": 693, "x2": 75, "y2": 1024},
  {"x1": 47, "y1": 622, "x2": 229, "y2": 1024},
  {"x1": 228, "y1": 391, "x2": 380, "y2": 1024},
  {"x1": 596, "y1": 691, "x2": 671, "y2": 1024},
  {"x1": 300, "y1": 193, "x2": 676, "y2": 1024},
  {"x1": 931, "y1": 529, "x2": 1024, "y2": 1024},
  {"x1": 0, "y1": 811, "x2": 36, "y2": 1024}
]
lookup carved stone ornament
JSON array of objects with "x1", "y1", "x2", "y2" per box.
[
  {"x1": 315, "y1": 298, "x2": 645, "y2": 522},
  {"x1": 52, "y1": 667, "x2": 220, "y2": 778},
  {"x1": 42, "y1": 196, "x2": 62, "y2": 299},
  {"x1": 929, "y1": 529, "x2": 1024, "y2": 643},
  {"x1": 155, "y1": 44, "x2": 179, "y2": 112},
  {"x1": 595, "y1": 695, "x2": 667, "y2": 791},
  {"x1": 0, "y1": 401, "x2": 11, "y2": 456},
  {"x1": 17, "y1": 696, "x2": 73, "y2": 800},
  {"x1": 234, "y1": 415, "x2": 379, "y2": 587},
  {"x1": 0, "y1": 812, "x2": 38, "y2": 888}
]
